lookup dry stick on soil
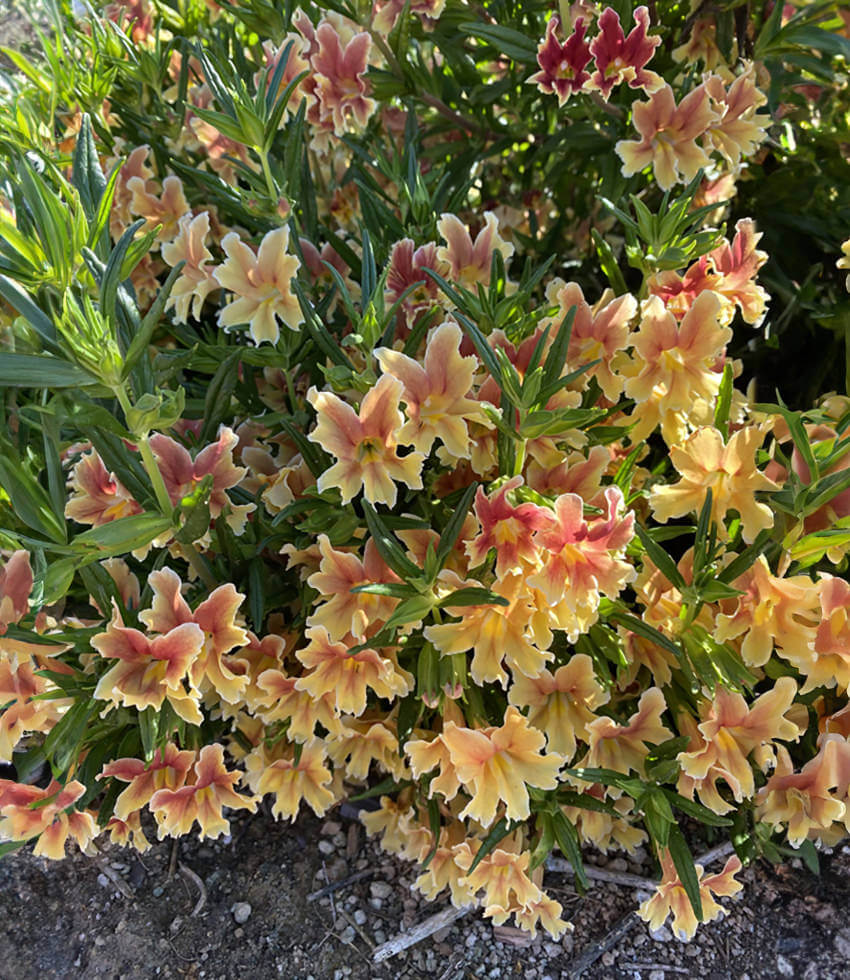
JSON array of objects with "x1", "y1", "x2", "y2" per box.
[
  {"x1": 89, "y1": 845, "x2": 135, "y2": 900},
  {"x1": 307, "y1": 868, "x2": 375, "y2": 902},
  {"x1": 373, "y1": 905, "x2": 472, "y2": 963},
  {"x1": 178, "y1": 861, "x2": 207, "y2": 916}
]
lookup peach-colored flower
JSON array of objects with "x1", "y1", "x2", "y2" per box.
[
  {"x1": 105, "y1": 810, "x2": 151, "y2": 853},
  {"x1": 127, "y1": 174, "x2": 190, "y2": 245},
  {"x1": 703, "y1": 64, "x2": 770, "y2": 168},
  {"x1": 0, "y1": 778, "x2": 97, "y2": 859},
  {"x1": 160, "y1": 211, "x2": 219, "y2": 323},
  {"x1": 756, "y1": 736, "x2": 850, "y2": 845},
  {"x1": 244, "y1": 738, "x2": 337, "y2": 820},
  {"x1": 454, "y1": 835, "x2": 542, "y2": 925},
  {"x1": 91, "y1": 609, "x2": 205, "y2": 725},
  {"x1": 306, "y1": 21, "x2": 376, "y2": 146},
  {"x1": 615, "y1": 82, "x2": 719, "y2": 190},
  {"x1": 306, "y1": 374, "x2": 425, "y2": 507},
  {"x1": 544, "y1": 280, "x2": 637, "y2": 401},
  {"x1": 148, "y1": 743, "x2": 258, "y2": 839},
  {"x1": 583, "y1": 687, "x2": 671, "y2": 775},
  {"x1": 623, "y1": 291, "x2": 732, "y2": 443},
  {"x1": 425, "y1": 571, "x2": 551, "y2": 687},
  {"x1": 294, "y1": 626, "x2": 411, "y2": 717},
  {"x1": 254, "y1": 663, "x2": 341, "y2": 740},
  {"x1": 464, "y1": 477, "x2": 553, "y2": 577},
  {"x1": 149, "y1": 425, "x2": 246, "y2": 519},
  {"x1": 414, "y1": 821, "x2": 477, "y2": 907},
  {"x1": 673, "y1": 17, "x2": 731, "y2": 70},
  {"x1": 65, "y1": 450, "x2": 141, "y2": 526},
  {"x1": 213, "y1": 226, "x2": 302, "y2": 344},
  {"x1": 677, "y1": 676, "x2": 803, "y2": 813},
  {"x1": 0, "y1": 550, "x2": 32, "y2": 633},
  {"x1": 441, "y1": 706, "x2": 564, "y2": 826},
  {"x1": 306, "y1": 533, "x2": 400, "y2": 641},
  {"x1": 436, "y1": 212, "x2": 514, "y2": 290},
  {"x1": 713, "y1": 556, "x2": 820, "y2": 668},
  {"x1": 529, "y1": 16, "x2": 592, "y2": 105},
  {"x1": 803, "y1": 576, "x2": 850, "y2": 692},
  {"x1": 100, "y1": 743, "x2": 196, "y2": 821},
  {"x1": 375, "y1": 320, "x2": 489, "y2": 458},
  {"x1": 639, "y1": 850, "x2": 743, "y2": 940},
  {"x1": 527, "y1": 486, "x2": 635, "y2": 618},
  {"x1": 0, "y1": 655, "x2": 66, "y2": 761},
  {"x1": 255, "y1": 35, "x2": 315, "y2": 127},
  {"x1": 140, "y1": 568, "x2": 249, "y2": 704},
  {"x1": 508, "y1": 655, "x2": 609, "y2": 760},
  {"x1": 587, "y1": 6, "x2": 662, "y2": 101},
  {"x1": 649, "y1": 425, "x2": 778, "y2": 543},
  {"x1": 648, "y1": 219, "x2": 769, "y2": 327},
  {"x1": 405, "y1": 731, "x2": 462, "y2": 801},
  {"x1": 326, "y1": 717, "x2": 407, "y2": 780},
  {"x1": 526, "y1": 445, "x2": 611, "y2": 504}
]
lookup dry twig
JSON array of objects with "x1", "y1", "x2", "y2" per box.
[
  {"x1": 373, "y1": 905, "x2": 471, "y2": 963},
  {"x1": 177, "y1": 861, "x2": 207, "y2": 916}
]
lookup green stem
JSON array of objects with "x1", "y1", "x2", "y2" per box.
[
  {"x1": 512, "y1": 439, "x2": 526, "y2": 478},
  {"x1": 258, "y1": 147, "x2": 277, "y2": 202}
]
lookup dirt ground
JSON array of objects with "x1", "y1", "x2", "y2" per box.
[{"x1": 1, "y1": 802, "x2": 849, "y2": 980}]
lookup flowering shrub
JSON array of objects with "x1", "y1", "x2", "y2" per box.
[{"x1": 1, "y1": 0, "x2": 850, "y2": 944}]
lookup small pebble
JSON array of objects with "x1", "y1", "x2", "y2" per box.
[
  {"x1": 370, "y1": 881, "x2": 393, "y2": 900},
  {"x1": 649, "y1": 925, "x2": 672, "y2": 942},
  {"x1": 340, "y1": 925, "x2": 356, "y2": 943},
  {"x1": 776, "y1": 955, "x2": 794, "y2": 977},
  {"x1": 231, "y1": 902, "x2": 252, "y2": 925},
  {"x1": 317, "y1": 840, "x2": 335, "y2": 856},
  {"x1": 152, "y1": 886, "x2": 164, "y2": 898},
  {"x1": 96, "y1": 874, "x2": 110, "y2": 889},
  {"x1": 835, "y1": 929, "x2": 850, "y2": 957},
  {"x1": 353, "y1": 909, "x2": 367, "y2": 926}
]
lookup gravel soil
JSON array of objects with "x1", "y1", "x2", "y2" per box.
[{"x1": 2, "y1": 806, "x2": 849, "y2": 980}]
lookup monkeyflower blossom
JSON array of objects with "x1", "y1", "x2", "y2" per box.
[
  {"x1": 244, "y1": 738, "x2": 336, "y2": 821},
  {"x1": 508, "y1": 655, "x2": 610, "y2": 760},
  {"x1": 453, "y1": 835, "x2": 543, "y2": 926},
  {"x1": 306, "y1": 374, "x2": 425, "y2": 507},
  {"x1": 583, "y1": 687, "x2": 671, "y2": 775},
  {"x1": 150, "y1": 425, "x2": 246, "y2": 519},
  {"x1": 703, "y1": 64, "x2": 770, "y2": 168},
  {"x1": 383, "y1": 238, "x2": 443, "y2": 329},
  {"x1": 650, "y1": 425, "x2": 778, "y2": 543},
  {"x1": 160, "y1": 211, "x2": 219, "y2": 323},
  {"x1": 623, "y1": 291, "x2": 732, "y2": 442},
  {"x1": 294, "y1": 626, "x2": 411, "y2": 717},
  {"x1": 464, "y1": 477, "x2": 553, "y2": 577},
  {"x1": 65, "y1": 450, "x2": 141, "y2": 526},
  {"x1": 140, "y1": 567, "x2": 249, "y2": 704},
  {"x1": 0, "y1": 656, "x2": 66, "y2": 761},
  {"x1": 0, "y1": 778, "x2": 97, "y2": 859},
  {"x1": 405, "y1": 731, "x2": 462, "y2": 801},
  {"x1": 255, "y1": 35, "x2": 314, "y2": 127},
  {"x1": 0, "y1": 550, "x2": 31, "y2": 632},
  {"x1": 529, "y1": 16, "x2": 592, "y2": 105},
  {"x1": 804, "y1": 576, "x2": 850, "y2": 692},
  {"x1": 587, "y1": 6, "x2": 662, "y2": 101},
  {"x1": 440, "y1": 706, "x2": 564, "y2": 827},
  {"x1": 309, "y1": 22, "x2": 376, "y2": 139},
  {"x1": 436, "y1": 211, "x2": 515, "y2": 290},
  {"x1": 91, "y1": 609, "x2": 205, "y2": 724},
  {"x1": 126, "y1": 173, "x2": 190, "y2": 244},
  {"x1": 544, "y1": 280, "x2": 637, "y2": 401},
  {"x1": 616, "y1": 83, "x2": 719, "y2": 191},
  {"x1": 756, "y1": 736, "x2": 850, "y2": 846},
  {"x1": 213, "y1": 226, "x2": 303, "y2": 344},
  {"x1": 425, "y1": 571, "x2": 552, "y2": 687},
  {"x1": 414, "y1": 822, "x2": 477, "y2": 908},
  {"x1": 149, "y1": 743, "x2": 258, "y2": 839},
  {"x1": 306, "y1": 533, "x2": 399, "y2": 642},
  {"x1": 639, "y1": 850, "x2": 743, "y2": 941},
  {"x1": 375, "y1": 320, "x2": 488, "y2": 458},
  {"x1": 713, "y1": 556, "x2": 821, "y2": 668},
  {"x1": 100, "y1": 743, "x2": 195, "y2": 821},
  {"x1": 648, "y1": 218, "x2": 769, "y2": 327},
  {"x1": 678, "y1": 676, "x2": 803, "y2": 813},
  {"x1": 255, "y1": 665, "x2": 341, "y2": 740},
  {"x1": 527, "y1": 486, "x2": 635, "y2": 615},
  {"x1": 327, "y1": 718, "x2": 406, "y2": 781}
]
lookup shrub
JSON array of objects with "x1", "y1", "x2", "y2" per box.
[{"x1": 1, "y1": 0, "x2": 849, "y2": 943}]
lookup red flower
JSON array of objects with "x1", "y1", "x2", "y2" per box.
[
  {"x1": 587, "y1": 6, "x2": 662, "y2": 102},
  {"x1": 529, "y1": 17, "x2": 592, "y2": 106}
]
